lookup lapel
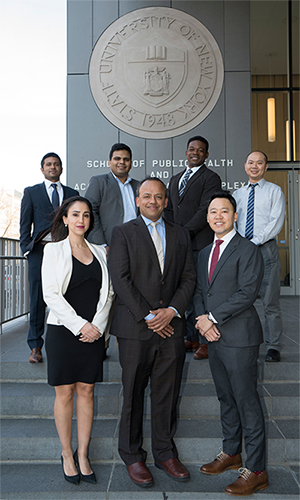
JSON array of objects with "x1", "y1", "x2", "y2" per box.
[
  {"x1": 108, "y1": 172, "x2": 124, "y2": 210},
  {"x1": 208, "y1": 233, "x2": 240, "y2": 287},
  {"x1": 163, "y1": 220, "x2": 177, "y2": 277},
  {"x1": 133, "y1": 216, "x2": 162, "y2": 275},
  {"x1": 202, "y1": 244, "x2": 212, "y2": 286},
  {"x1": 40, "y1": 183, "x2": 53, "y2": 211},
  {"x1": 179, "y1": 165, "x2": 206, "y2": 203}
]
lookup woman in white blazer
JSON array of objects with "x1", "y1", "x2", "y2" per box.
[{"x1": 42, "y1": 196, "x2": 114, "y2": 485}]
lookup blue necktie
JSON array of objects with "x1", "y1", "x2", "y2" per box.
[
  {"x1": 179, "y1": 168, "x2": 193, "y2": 198},
  {"x1": 245, "y1": 183, "x2": 258, "y2": 240},
  {"x1": 51, "y1": 183, "x2": 59, "y2": 210}
]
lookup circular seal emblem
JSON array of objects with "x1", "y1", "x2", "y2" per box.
[{"x1": 89, "y1": 7, "x2": 224, "y2": 139}]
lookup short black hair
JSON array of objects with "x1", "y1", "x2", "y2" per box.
[
  {"x1": 137, "y1": 177, "x2": 167, "y2": 197},
  {"x1": 245, "y1": 151, "x2": 268, "y2": 163},
  {"x1": 41, "y1": 152, "x2": 62, "y2": 169},
  {"x1": 187, "y1": 136, "x2": 209, "y2": 152},
  {"x1": 207, "y1": 190, "x2": 237, "y2": 213},
  {"x1": 109, "y1": 143, "x2": 132, "y2": 160}
]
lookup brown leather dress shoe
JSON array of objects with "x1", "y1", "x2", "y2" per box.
[
  {"x1": 127, "y1": 462, "x2": 153, "y2": 487},
  {"x1": 155, "y1": 458, "x2": 190, "y2": 482},
  {"x1": 200, "y1": 450, "x2": 242, "y2": 475},
  {"x1": 225, "y1": 468, "x2": 268, "y2": 496},
  {"x1": 193, "y1": 344, "x2": 208, "y2": 360},
  {"x1": 185, "y1": 339, "x2": 200, "y2": 352},
  {"x1": 29, "y1": 348, "x2": 43, "y2": 363}
]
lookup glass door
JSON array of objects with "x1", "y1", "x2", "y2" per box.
[{"x1": 265, "y1": 166, "x2": 300, "y2": 295}]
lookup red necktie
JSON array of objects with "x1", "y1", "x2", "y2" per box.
[{"x1": 209, "y1": 239, "x2": 224, "y2": 284}]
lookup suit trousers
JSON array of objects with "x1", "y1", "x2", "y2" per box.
[
  {"x1": 208, "y1": 342, "x2": 266, "y2": 471},
  {"x1": 27, "y1": 243, "x2": 47, "y2": 349},
  {"x1": 259, "y1": 240, "x2": 283, "y2": 350},
  {"x1": 186, "y1": 250, "x2": 207, "y2": 344},
  {"x1": 117, "y1": 335, "x2": 185, "y2": 465}
]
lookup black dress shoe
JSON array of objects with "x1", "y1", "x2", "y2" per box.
[
  {"x1": 61, "y1": 455, "x2": 80, "y2": 485},
  {"x1": 265, "y1": 349, "x2": 281, "y2": 362},
  {"x1": 73, "y1": 449, "x2": 97, "y2": 483}
]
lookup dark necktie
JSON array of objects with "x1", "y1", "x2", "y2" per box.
[
  {"x1": 209, "y1": 239, "x2": 224, "y2": 284},
  {"x1": 178, "y1": 168, "x2": 193, "y2": 198},
  {"x1": 51, "y1": 183, "x2": 59, "y2": 210},
  {"x1": 245, "y1": 183, "x2": 258, "y2": 240}
]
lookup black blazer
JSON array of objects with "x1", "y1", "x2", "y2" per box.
[
  {"x1": 20, "y1": 183, "x2": 78, "y2": 255},
  {"x1": 164, "y1": 165, "x2": 221, "y2": 251},
  {"x1": 109, "y1": 216, "x2": 196, "y2": 340},
  {"x1": 194, "y1": 233, "x2": 264, "y2": 347}
]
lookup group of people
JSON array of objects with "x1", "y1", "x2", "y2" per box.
[{"x1": 19, "y1": 137, "x2": 285, "y2": 496}]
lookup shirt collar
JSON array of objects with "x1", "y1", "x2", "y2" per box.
[
  {"x1": 141, "y1": 215, "x2": 163, "y2": 227},
  {"x1": 111, "y1": 171, "x2": 132, "y2": 185},
  {"x1": 213, "y1": 228, "x2": 236, "y2": 245},
  {"x1": 187, "y1": 163, "x2": 205, "y2": 173},
  {"x1": 247, "y1": 177, "x2": 266, "y2": 189},
  {"x1": 44, "y1": 179, "x2": 62, "y2": 188}
]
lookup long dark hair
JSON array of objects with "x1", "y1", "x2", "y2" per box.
[{"x1": 51, "y1": 196, "x2": 94, "y2": 242}]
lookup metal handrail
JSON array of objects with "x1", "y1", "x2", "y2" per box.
[{"x1": 0, "y1": 238, "x2": 29, "y2": 333}]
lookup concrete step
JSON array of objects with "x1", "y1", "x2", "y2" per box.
[
  {"x1": 1, "y1": 463, "x2": 299, "y2": 499},
  {"x1": 1, "y1": 354, "x2": 300, "y2": 382},
  {"x1": 1, "y1": 417, "x2": 299, "y2": 465},
  {"x1": 1, "y1": 380, "x2": 299, "y2": 419}
]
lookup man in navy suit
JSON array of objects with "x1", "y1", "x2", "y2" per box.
[
  {"x1": 194, "y1": 191, "x2": 268, "y2": 496},
  {"x1": 20, "y1": 153, "x2": 78, "y2": 363}
]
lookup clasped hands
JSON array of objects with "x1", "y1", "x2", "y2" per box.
[
  {"x1": 79, "y1": 322, "x2": 102, "y2": 343},
  {"x1": 146, "y1": 308, "x2": 176, "y2": 339},
  {"x1": 195, "y1": 314, "x2": 220, "y2": 342}
]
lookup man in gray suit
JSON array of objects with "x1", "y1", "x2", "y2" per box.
[
  {"x1": 194, "y1": 191, "x2": 268, "y2": 496},
  {"x1": 85, "y1": 143, "x2": 139, "y2": 248}
]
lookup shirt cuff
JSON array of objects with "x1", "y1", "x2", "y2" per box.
[
  {"x1": 208, "y1": 312, "x2": 218, "y2": 324},
  {"x1": 169, "y1": 306, "x2": 179, "y2": 317},
  {"x1": 145, "y1": 313, "x2": 155, "y2": 320}
]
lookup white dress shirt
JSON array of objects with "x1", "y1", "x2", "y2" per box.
[
  {"x1": 178, "y1": 164, "x2": 204, "y2": 189},
  {"x1": 44, "y1": 179, "x2": 64, "y2": 206},
  {"x1": 233, "y1": 178, "x2": 285, "y2": 245}
]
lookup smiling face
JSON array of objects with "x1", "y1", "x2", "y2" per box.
[
  {"x1": 207, "y1": 197, "x2": 238, "y2": 239},
  {"x1": 41, "y1": 156, "x2": 62, "y2": 182},
  {"x1": 244, "y1": 151, "x2": 268, "y2": 183},
  {"x1": 186, "y1": 140, "x2": 209, "y2": 168},
  {"x1": 109, "y1": 149, "x2": 132, "y2": 183},
  {"x1": 136, "y1": 179, "x2": 168, "y2": 222},
  {"x1": 63, "y1": 201, "x2": 91, "y2": 237}
]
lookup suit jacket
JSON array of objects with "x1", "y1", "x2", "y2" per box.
[
  {"x1": 109, "y1": 216, "x2": 196, "y2": 340},
  {"x1": 194, "y1": 233, "x2": 264, "y2": 347},
  {"x1": 20, "y1": 182, "x2": 78, "y2": 255},
  {"x1": 164, "y1": 165, "x2": 221, "y2": 251},
  {"x1": 85, "y1": 172, "x2": 140, "y2": 246},
  {"x1": 41, "y1": 238, "x2": 114, "y2": 337}
]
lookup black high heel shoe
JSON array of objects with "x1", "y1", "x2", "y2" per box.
[
  {"x1": 73, "y1": 449, "x2": 97, "y2": 484},
  {"x1": 61, "y1": 455, "x2": 80, "y2": 485}
]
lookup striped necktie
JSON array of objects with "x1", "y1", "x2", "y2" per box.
[
  {"x1": 179, "y1": 168, "x2": 193, "y2": 198},
  {"x1": 150, "y1": 222, "x2": 164, "y2": 273},
  {"x1": 51, "y1": 183, "x2": 59, "y2": 210},
  {"x1": 245, "y1": 183, "x2": 258, "y2": 240}
]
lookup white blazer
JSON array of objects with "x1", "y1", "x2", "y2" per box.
[{"x1": 42, "y1": 237, "x2": 114, "y2": 337}]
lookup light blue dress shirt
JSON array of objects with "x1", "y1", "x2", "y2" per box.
[
  {"x1": 141, "y1": 215, "x2": 177, "y2": 321},
  {"x1": 233, "y1": 178, "x2": 286, "y2": 245},
  {"x1": 113, "y1": 174, "x2": 137, "y2": 223}
]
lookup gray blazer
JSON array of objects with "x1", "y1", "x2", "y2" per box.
[
  {"x1": 194, "y1": 232, "x2": 264, "y2": 347},
  {"x1": 85, "y1": 172, "x2": 139, "y2": 246}
]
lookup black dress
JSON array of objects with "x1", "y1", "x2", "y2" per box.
[{"x1": 45, "y1": 255, "x2": 105, "y2": 386}]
